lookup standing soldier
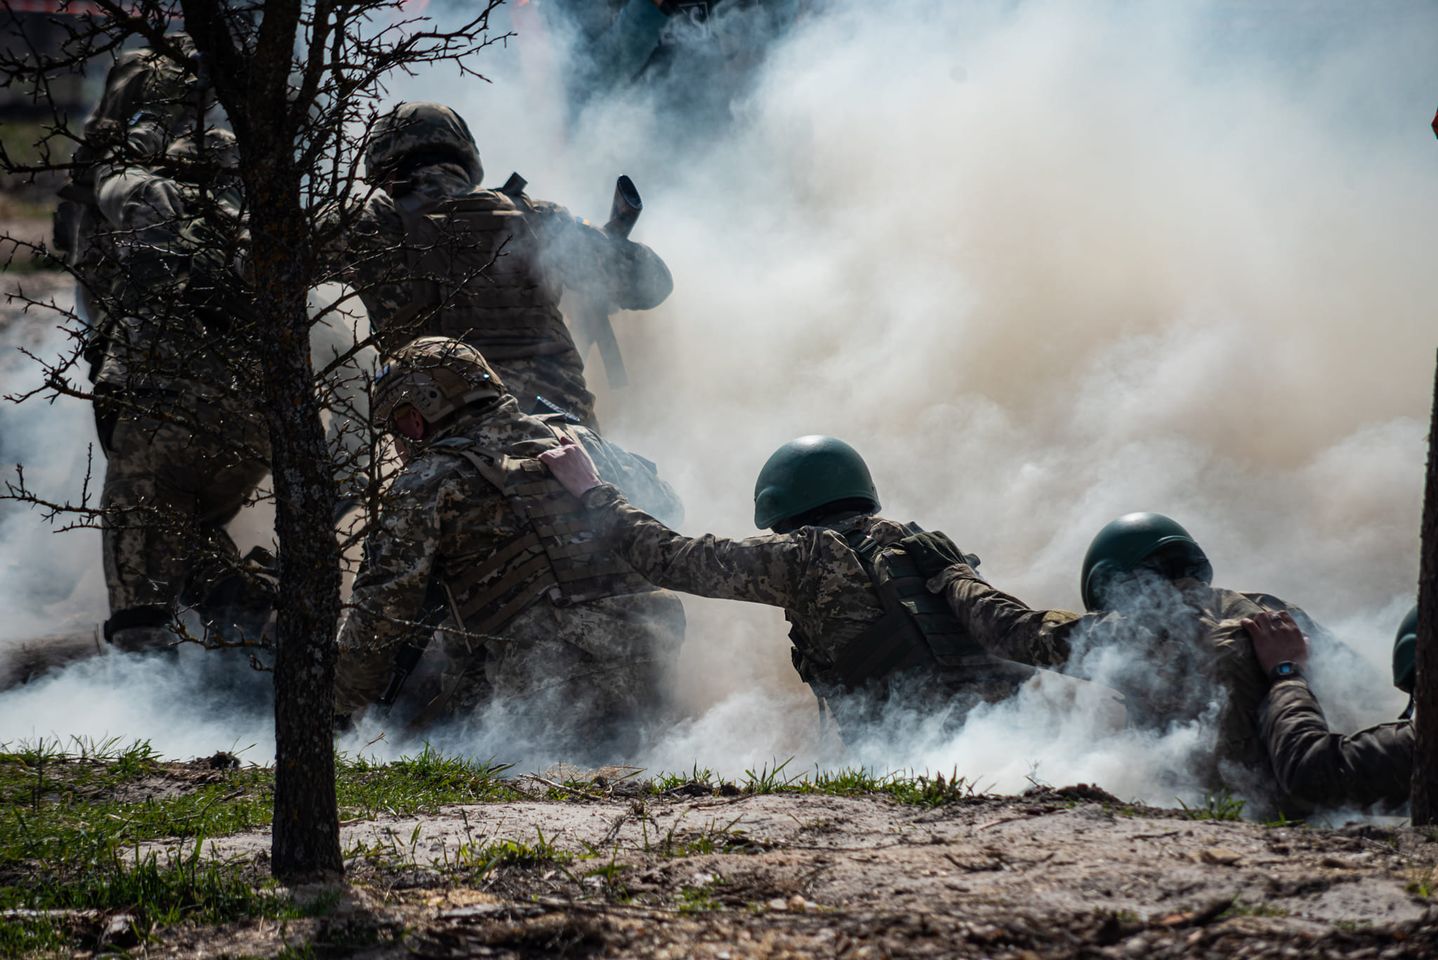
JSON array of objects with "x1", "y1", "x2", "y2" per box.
[
  {"x1": 901, "y1": 514, "x2": 1343, "y2": 811},
  {"x1": 340, "y1": 101, "x2": 673, "y2": 426},
  {"x1": 333, "y1": 337, "x2": 685, "y2": 756},
  {"x1": 54, "y1": 34, "x2": 205, "y2": 381},
  {"x1": 538, "y1": 434, "x2": 1034, "y2": 737},
  {"x1": 91, "y1": 118, "x2": 271, "y2": 652}
]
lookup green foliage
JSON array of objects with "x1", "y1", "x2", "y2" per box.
[
  {"x1": 1176, "y1": 792, "x2": 1246, "y2": 822},
  {"x1": 0, "y1": 740, "x2": 518, "y2": 953},
  {"x1": 644, "y1": 761, "x2": 978, "y2": 808},
  {"x1": 676, "y1": 883, "x2": 721, "y2": 914}
]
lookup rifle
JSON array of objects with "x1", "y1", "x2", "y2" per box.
[{"x1": 574, "y1": 175, "x2": 643, "y2": 389}]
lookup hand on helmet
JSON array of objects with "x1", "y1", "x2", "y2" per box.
[
  {"x1": 538, "y1": 436, "x2": 602, "y2": 497},
  {"x1": 1242, "y1": 609, "x2": 1310, "y2": 676},
  {"x1": 899, "y1": 531, "x2": 967, "y2": 577}
]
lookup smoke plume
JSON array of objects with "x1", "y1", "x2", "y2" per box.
[{"x1": 2, "y1": 1, "x2": 1435, "y2": 807}]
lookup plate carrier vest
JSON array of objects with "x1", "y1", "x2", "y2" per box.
[
  {"x1": 428, "y1": 419, "x2": 655, "y2": 637},
  {"x1": 388, "y1": 188, "x2": 574, "y2": 361}
]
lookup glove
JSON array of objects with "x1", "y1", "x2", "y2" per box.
[{"x1": 899, "y1": 531, "x2": 967, "y2": 577}]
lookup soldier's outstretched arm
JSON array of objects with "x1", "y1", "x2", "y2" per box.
[
  {"x1": 924, "y1": 562, "x2": 1081, "y2": 669},
  {"x1": 1258, "y1": 679, "x2": 1413, "y2": 809},
  {"x1": 1247, "y1": 609, "x2": 1413, "y2": 809},
  {"x1": 334, "y1": 475, "x2": 445, "y2": 715}
]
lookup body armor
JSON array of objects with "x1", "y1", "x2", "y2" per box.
[
  {"x1": 428, "y1": 417, "x2": 656, "y2": 637},
  {"x1": 790, "y1": 519, "x2": 1032, "y2": 695},
  {"x1": 383, "y1": 188, "x2": 574, "y2": 361}
]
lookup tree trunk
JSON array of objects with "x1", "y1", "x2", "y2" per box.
[{"x1": 1412, "y1": 348, "x2": 1438, "y2": 824}]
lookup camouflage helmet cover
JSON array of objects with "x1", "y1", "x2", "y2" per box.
[
  {"x1": 1393, "y1": 603, "x2": 1418, "y2": 694},
  {"x1": 752, "y1": 435, "x2": 880, "y2": 530},
  {"x1": 373, "y1": 336, "x2": 506, "y2": 432},
  {"x1": 162, "y1": 127, "x2": 240, "y2": 177},
  {"x1": 1079, "y1": 512, "x2": 1213, "y2": 611},
  {"x1": 365, "y1": 101, "x2": 483, "y2": 186}
]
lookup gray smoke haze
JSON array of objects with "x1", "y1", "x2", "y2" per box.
[{"x1": 3, "y1": 1, "x2": 1436, "y2": 807}]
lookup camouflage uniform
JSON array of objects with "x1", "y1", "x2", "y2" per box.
[
  {"x1": 926, "y1": 563, "x2": 1317, "y2": 803},
  {"x1": 334, "y1": 396, "x2": 685, "y2": 752},
  {"x1": 55, "y1": 35, "x2": 203, "y2": 377},
  {"x1": 575, "y1": 486, "x2": 1031, "y2": 734},
  {"x1": 91, "y1": 121, "x2": 269, "y2": 648},
  {"x1": 339, "y1": 108, "x2": 672, "y2": 425},
  {"x1": 1259, "y1": 678, "x2": 1412, "y2": 810}
]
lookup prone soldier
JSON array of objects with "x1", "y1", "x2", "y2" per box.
[
  {"x1": 538, "y1": 433, "x2": 1034, "y2": 738},
  {"x1": 333, "y1": 337, "x2": 685, "y2": 756},
  {"x1": 902, "y1": 514, "x2": 1346, "y2": 811},
  {"x1": 339, "y1": 101, "x2": 673, "y2": 426}
]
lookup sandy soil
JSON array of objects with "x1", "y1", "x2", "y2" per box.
[{"x1": 132, "y1": 782, "x2": 1438, "y2": 959}]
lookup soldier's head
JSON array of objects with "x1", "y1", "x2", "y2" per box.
[
  {"x1": 753, "y1": 435, "x2": 880, "y2": 533},
  {"x1": 161, "y1": 127, "x2": 241, "y2": 192},
  {"x1": 365, "y1": 101, "x2": 483, "y2": 194},
  {"x1": 373, "y1": 337, "x2": 507, "y2": 453},
  {"x1": 1394, "y1": 603, "x2": 1418, "y2": 718},
  {"x1": 1079, "y1": 512, "x2": 1213, "y2": 612}
]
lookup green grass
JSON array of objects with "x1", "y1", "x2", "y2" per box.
[
  {"x1": 645, "y1": 760, "x2": 979, "y2": 808},
  {"x1": 1176, "y1": 792, "x2": 1246, "y2": 822},
  {"x1": 0, "y1": 739, "x2": 518, "y2": 952}
]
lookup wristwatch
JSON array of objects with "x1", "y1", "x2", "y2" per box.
[{"x1": 1269, "y1": 661, "x2": 1301, "y2": 682}]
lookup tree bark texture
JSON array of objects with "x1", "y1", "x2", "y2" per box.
[
  {"x1": 182, "y1": 0, "x2": 344, "y2": 879},
  {"x1": 1412, "y1": 348, "x2": 1438, "y2": 824}
]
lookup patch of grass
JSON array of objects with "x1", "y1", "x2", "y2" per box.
[
  {"x1": 1176, "y1": 792, "x2": 1246, "y2": 822},
  {"x1": 676, "y1": 882, "x2": 721, "y2": 914},
  {"x1": 1220, "y1": 900, "x2": 1289, "y2": 919},
  {"x1": 337, "y1": 745, "x2": 519, "y2": 818},
  {"x1": 0, "y1": 740, "x2": 521, "y2": 952},
  {"x1": 644, "y1": 762, "x2": 981, "y2": 808}
]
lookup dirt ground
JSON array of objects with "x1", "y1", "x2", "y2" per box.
[{"x1": 133, "y1": 780, "x2": 1438, "y2": 960}]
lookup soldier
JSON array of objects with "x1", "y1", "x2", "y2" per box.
[
  {"x1": 1247, "y1": 606, "x2": 1414, "y2": 810},
  {"x1": 538, "y1": 433, "x2": 1033, "y2": 738},
  {"x1": 92, "y1": 118, "x2": 271, "y2": 652},
  {"x1": 333, "y1": 337, "x2": 685, "y2": 756},
  {"x1": 339, "y1": 101, "x2": 673, "y2": 426},
  {"x1": 902, "y1": 514, "x2": 1341, "y2": 808},
  {"x1": 55, "y1": 33, "x2": 206, "y2": 381}
]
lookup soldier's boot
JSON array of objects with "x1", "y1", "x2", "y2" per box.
[{"x1": 104, "y1": 606, "x2": 179, "y2": 654}]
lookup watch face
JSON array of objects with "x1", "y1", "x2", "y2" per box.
[{"x1": 1274, "y1": 662, "x2": 1295, "y2": 678}]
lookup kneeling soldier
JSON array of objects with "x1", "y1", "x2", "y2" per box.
[{"x1": 334, "y1": 337, "x2": 685, "y2": 756}]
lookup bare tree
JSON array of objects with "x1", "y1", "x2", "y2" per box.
[
  {"x1": 1412, "y1": 349, "x2": 1438, "y2": 825},
  {"x1": 1, "y1": 0, "x2": 504, "y2": 880}
]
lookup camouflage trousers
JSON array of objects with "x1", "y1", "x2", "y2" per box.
[
  {"x1": 99, "y1": 395, "x2": 270, "y2": 630},
  {"x1": 484, "y1": 349, "x2": 597, "y2": 428},
  {"x1": 439, "y1": 590, "x2": 687, "y2": 758}
]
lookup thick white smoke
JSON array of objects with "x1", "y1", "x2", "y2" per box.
[{"x1": 2, "y1": 1, "x2": 1435, "y2": 807}]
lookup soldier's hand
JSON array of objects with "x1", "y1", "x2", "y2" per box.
[
  {"x1": 1242, "y1": 610, "x2": 1310, "y2": 677},
  {"x1": 538, "y1": 437, "x2": 603, "y2": 497},
  {"x1": 899, "y1": 531, "x2": 967, "y2": 576}
]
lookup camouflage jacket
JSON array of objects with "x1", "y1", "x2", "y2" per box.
[
  {"x1": 1259, "y1": 678, "x2": 1412, "y2": 810},
  {"x1": 336, "y1": 163, "x2": 672, "y2": 349},
  {"x1": 582, "y1": 485, "x2": 939, "y2": 694},
  {"x1": 334, "y1": 398, "x2": 678, "y2": 715},
  {"x1": 90, "y1": 122, "x2": 252, "y2": 403},
  {"x1": 926, "y1": 564, "x2": 1286, "y2": 796}
]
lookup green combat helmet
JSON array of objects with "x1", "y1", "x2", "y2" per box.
[
  {"x1": 1080, "y1": 512, "x2": 1213, "y2": 611},
  {"x1": 753, "y1": 435, "x2": 879, "y2": 531},
  {"x1": 365, "y1": 101, "x2": 483, "y2": 187}
]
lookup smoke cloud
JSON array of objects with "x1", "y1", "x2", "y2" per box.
[{"x1": 3, "y1": 1, "x2": 1436, "y2": 807}]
